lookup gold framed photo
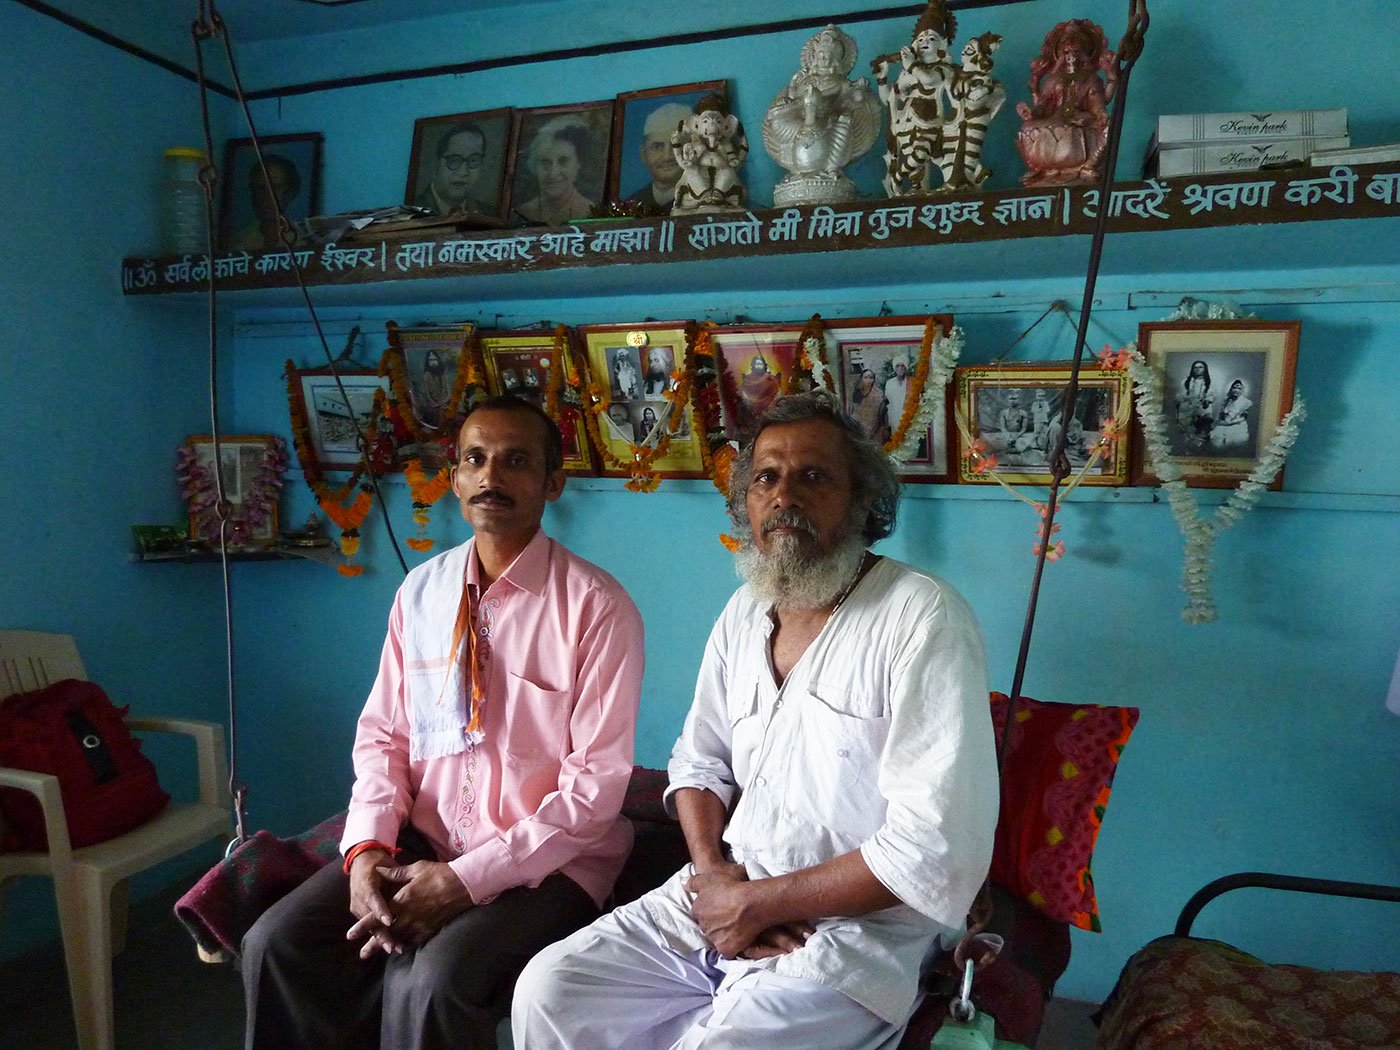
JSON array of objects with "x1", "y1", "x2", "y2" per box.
[
  {"x1": 479, "y1": 330, "x2": 594, "y2": 474},
  {"x1": 955, "y1": 363, "x2": 1131, "y2": 485},
  {"x1": 179, "y1": 434, "x2": 285, "y2": 546},
  {"x1": 577, "y1": 321, "x2": 707, "y2": 479}
]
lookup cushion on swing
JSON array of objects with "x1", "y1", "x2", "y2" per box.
[{"x1": 989, "y1": 692, "x2": 1139, "y2": 932}]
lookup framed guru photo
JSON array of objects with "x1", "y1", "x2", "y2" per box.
[
  {"x1": 218, "y1": 132, "x2": 322, "y2": 252},
  {"x1": 608, "y1": 80, "x2": 727, "y2": 213},
  {"x1": 479, "y1": 331, "x2": 594, "y2": 474},
  {"x1": 578, "y1": 322, "x2": 706, "y2": 478},
  {"x1": 1133, "y1": 319, "x2": 1300, "y2": 488},
  {"x1": 405, "y1": 108, "x2": 513, "y2": 219},
  {"x1": 713, "y1": 324, "x2": 805, "y2": 445},
  {"x1": 955, "y1": 363, "x2": 1132, "y2": 486},
  {"x1": 506, "y1": 101, "x2": 615, "y2": 227}
]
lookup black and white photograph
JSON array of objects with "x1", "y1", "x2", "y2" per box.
[
  {"x1": 1134, "y1": 319, "x2": 1300, "y2": 488},
  {"x1": 404, "y1": 108, "x2": 513, "y2": 218},
  {"x1": 957, "y1": 364, "x2": 1131, "y2": 486},
  {"x1": 295, "y1": 370, "x2": 390, "y2": 469},
  {"x1": 607, "y1": 344, "x2": 642, "y2": 402},
  {"x1": 507, "y1": 101, "x2": 614, "y2": 226}
]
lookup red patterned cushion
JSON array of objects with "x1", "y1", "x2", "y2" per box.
[{"x1": 989, "y1": 692, "x2": 1138, "y2": 931}]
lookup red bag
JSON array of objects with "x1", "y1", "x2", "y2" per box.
[{"x1": 0, "y1": 678, "x2": 170, "y2": 850}]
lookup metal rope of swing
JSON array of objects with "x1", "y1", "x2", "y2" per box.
[
  {"x1": 187, "y1": 0, "x2": 411, "y2": 851},
  {"x1": 948, "y1": 2, "x2": 1150, "y2": 1032},
  {"x1": 999, "y1": 0, "x2": 1149, "y2": 765}
]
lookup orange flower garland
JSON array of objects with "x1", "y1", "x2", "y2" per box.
[
  {"x1": 403, "y1": 457, "x2": 453, "y2": 552},
  {"x1": 580, "y1": 323, "x2": 701, "y2": 492},
  {"x1": 285, "y1": 360, "x2": 387, "y2": 577}
]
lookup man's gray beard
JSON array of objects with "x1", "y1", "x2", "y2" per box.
[{"x1": 734, "y1": 527, "x2": 868, "y2": 609}]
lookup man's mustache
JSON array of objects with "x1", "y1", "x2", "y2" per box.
[
  {"x1": 761, "y1": 509, "x2": 817, "y2": 538},
  {"x1": 470, "y1": 490, "x2": 514, "y2": 507}
]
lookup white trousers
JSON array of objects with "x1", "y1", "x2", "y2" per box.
[{"x1": 511, "y1": 898, "x2": 909, "y2": 1050}]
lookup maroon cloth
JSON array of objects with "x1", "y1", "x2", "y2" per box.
[
  {"x1": 174, "y1": 813, "x2": 345, "y2": 958},
  {"x1": 1097, "y1": 936, "x2": 1400, "y2": 1050}
]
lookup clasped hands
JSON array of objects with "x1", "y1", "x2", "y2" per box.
[
  {"x1": 345, "y1": 851, "x2": 474, "y2": 960},
  {"x1": 683, "y1": 861, "x2": 815, "y2": 960}
]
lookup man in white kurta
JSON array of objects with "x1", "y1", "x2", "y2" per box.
[{"x1": 514, "y1": 389, "x2": 998, "y2": 1049}]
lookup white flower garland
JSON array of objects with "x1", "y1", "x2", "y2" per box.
[
  {"x1": 804, "y1": 336, "x2": 835, "y2": 394},
  {"x1": 1127, "y1": 347, "x2": 1307, "y2": 623},
  {"x1": 889, "y1": 325, "x2": 964, "y2": 464}
]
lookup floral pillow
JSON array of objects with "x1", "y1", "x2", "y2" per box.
[{"x1": 988, "y1": 692, "x2": 1139, "y2": 932}]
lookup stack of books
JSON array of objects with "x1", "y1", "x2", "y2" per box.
[{"x1": 1144, "y1": 108, "x2": 1350, "y2": 178}]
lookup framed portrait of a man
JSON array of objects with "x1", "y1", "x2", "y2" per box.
[
  {"x1": 478, "y1": 330, "x2": 594, "y2": 474},
  {"x1": 505, "y1": 101, "x2": 615, "y2": 227},
  {"x1": 405, "y1": 108, "x2": 514, "y2": 219},
  {"x1": 1132, "y1": 319, "x2": 1300, "y2": 488},
  {"x1": 824, "y1": 315, "x2": 955, "y2": 483},
  {"x1": 712, "y1": 325, "x2": 805, "y2": 445},
  {"x1": 383, "y1": 322, "x2": 478, "y2": 452},
  {"x1": 578, "y1": 321, "x2": 706, "y2": 479},
  {"x1": 218, "y1": 133, "x2": 322, "y2": 252},
  {"x1": 608, "y1": 80, "x2": 727, "y2": 214},
  {"x1": 955, "y1": 364, "x2": 1131, "y2": 486},
  {"x1": 182, "y1": 434, "x2": 283, "y2": 546}
]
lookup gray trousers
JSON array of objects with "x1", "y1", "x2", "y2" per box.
[{"x1": 241, "y1": 842, "x2": 599, "y2": 1050}]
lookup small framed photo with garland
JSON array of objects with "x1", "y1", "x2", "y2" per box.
[
  {"x1": 179, "y1": 434, "x2": 286, "y2": 546},
  {"x1": 479, "y1": 329, "x2": 594, "y2": 474},
  {"x1": 1132, "y1": 319, "x2": 1300, "y2": 488},
  {"x1": 712, "y1": 324, "x2": 806, "y2": 445},
  {"x1": 577, "y1": 321, "x2": 707, "y2": 479},
  {"x1": 823, "y1": 315, "x2": 955, "y2": 484},
  {"x1": 288, "y1": 365, "x2": 392, "y2": 471},
  {"x1": 954, "y1": 363, "x2": 1132, "y2": 486},
  {"x1": 383, "y1": 322, "x2": 479, "y2": 447}
]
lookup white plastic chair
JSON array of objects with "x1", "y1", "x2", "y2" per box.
[{"x1": 0, "y1": 630, "x2": 231, "y2": 1050}]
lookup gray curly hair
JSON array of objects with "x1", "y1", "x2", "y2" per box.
[{"x1": 725, "y1": 388, "x2": 901, "y2": 544}]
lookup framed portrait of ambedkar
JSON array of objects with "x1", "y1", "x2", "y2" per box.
[{"x1": 404, "y1": 108, "x2": 514, "y2": 219}]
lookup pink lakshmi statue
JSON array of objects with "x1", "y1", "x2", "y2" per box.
[{"x1": 1015, "y1": 19, "x2": 1119, "y2": 187}]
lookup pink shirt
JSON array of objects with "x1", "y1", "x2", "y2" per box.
[{"x1": 340, "y1": 529, "x2": 645, "y2": 907}]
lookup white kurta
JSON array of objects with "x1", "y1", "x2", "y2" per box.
[{"x1": 650, "y1": 556, "x2": 998, "y2": 1025}]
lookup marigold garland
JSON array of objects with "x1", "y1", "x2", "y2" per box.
[
  {"x1": 285, "y1": 359, "x2": 388, "y2": 577},
  {"x1": 403, "y1": 456, "x2": 453, "y2": 551}
]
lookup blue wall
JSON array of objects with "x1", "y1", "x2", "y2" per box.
[
  {"x1": 5, "y1": 0, "x2": 1400, "y2": 1002},
  {"x1": 0, "y1": 2, "x2": 236, "y2": 954}
]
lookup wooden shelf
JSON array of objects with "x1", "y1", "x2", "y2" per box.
[
  {"x1": 131, "y1": 545, "x2": 338, "y2": 566},
  {"x1": 121, "y1": 163, "x2": 1400, "y2": 301}
]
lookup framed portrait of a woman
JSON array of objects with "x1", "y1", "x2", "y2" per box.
[
  {"x1": 505, "y1": 101, "x2": 615, "y2": 227},
  {"x1": 1132, "y1": 320, "x2": 1300, "y2": 488}
]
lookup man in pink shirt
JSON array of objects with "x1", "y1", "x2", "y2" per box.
[{"x1": 241, "y1": 396, "x2": 645, "y2": 1050}]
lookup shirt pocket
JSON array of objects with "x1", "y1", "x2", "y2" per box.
[
  {"x1": 500, "y1": 671, "x2": 570, "y2": 766},
  {"x1": 791, "y1": 682, "x2": 890, "y2": 838},
  {"x1": 726, "y1": 675, "x2": 764, "y2": 786}
]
